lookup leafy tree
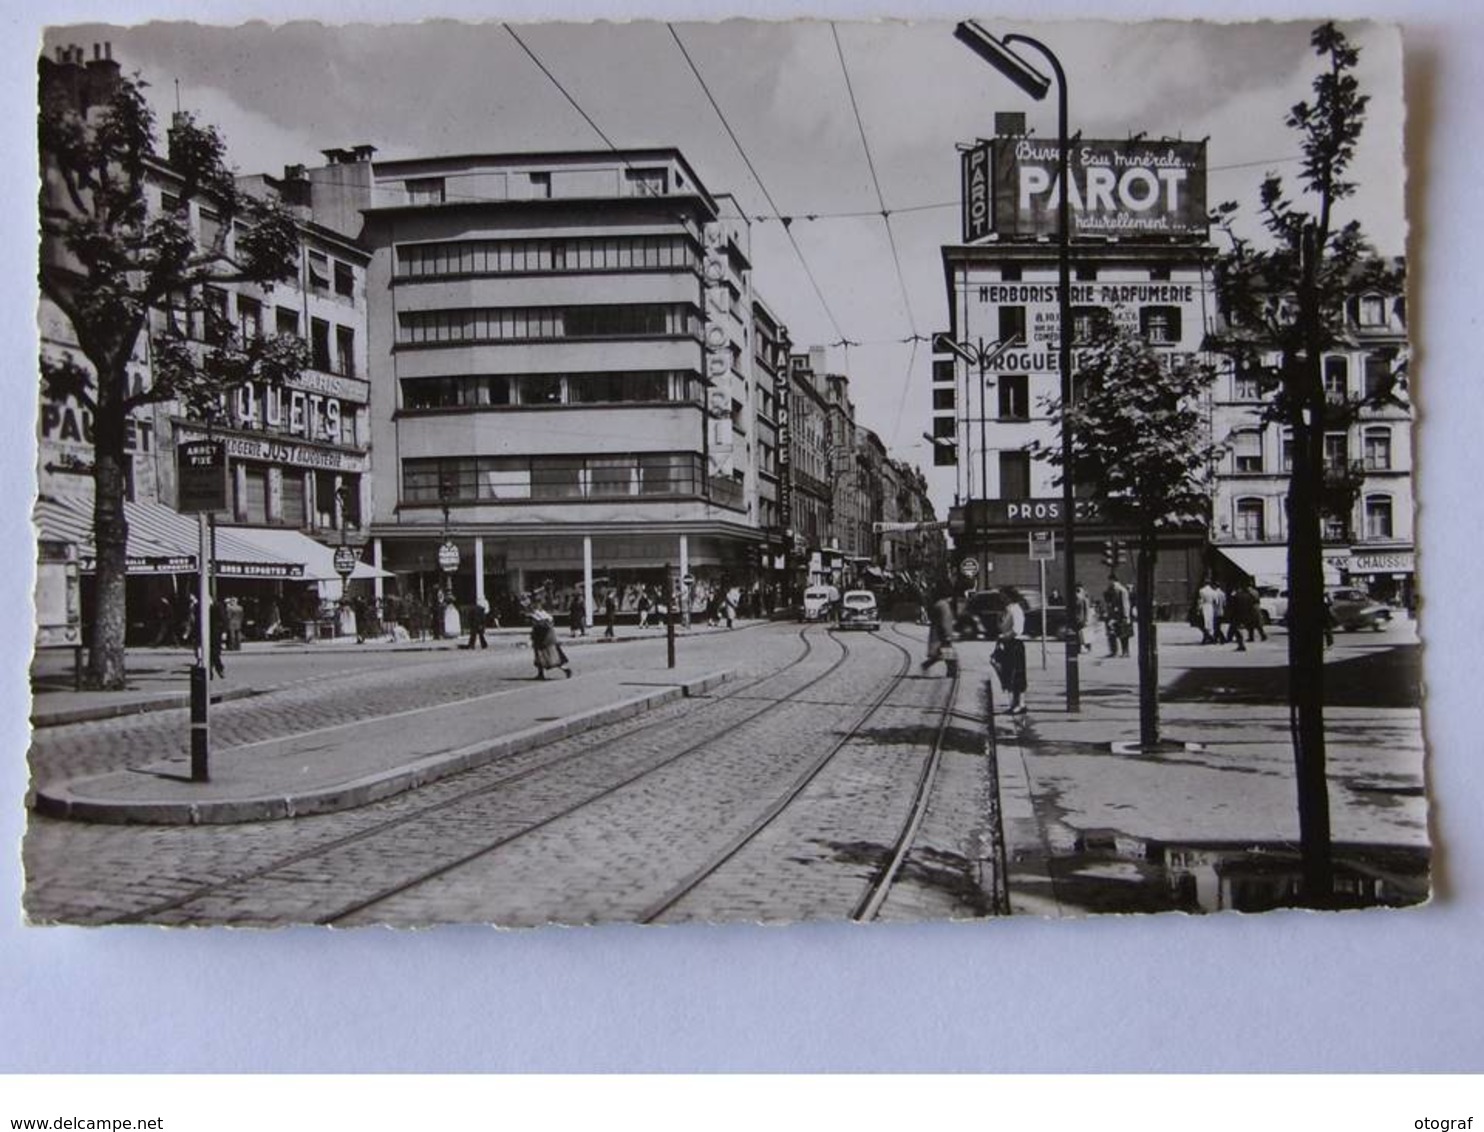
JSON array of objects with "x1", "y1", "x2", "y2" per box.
[
  {"x1": 1036, "y1": 319, "x2": 1219, "y2": 749},
  {"x1": 1207, "y1": 23, "x2": 1404, "y2": 902},
  {"x1": 39, "y1": 60, "x2": 304, "y2": 688}
]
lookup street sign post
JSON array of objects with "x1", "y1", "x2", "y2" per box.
[
  {"x1": 1029, "y1": 531, "x2": 1054, "y2": 669},
  {"x1": 177, "y1": 441, "x2": 227, "y2": 514},
  {"x1": 959, "y1": 557, "x2": 981, "y2": 581},
  {"x1": 333, "y1": 545, "x2": 358, "y2": 578},
  {"x1": 437, "y1": 541, "x2": 460, "y2": 574}
]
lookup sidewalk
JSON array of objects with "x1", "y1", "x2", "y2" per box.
[
  {"x1": 32, "y1": 648, "x2": 735, "y2": 825},
  {"x1": 29, "y1": 620, "x2": 756, "y2": 728},
  {"x1": 963, "y1": 621, "x2": 1429, "y2": 915}
]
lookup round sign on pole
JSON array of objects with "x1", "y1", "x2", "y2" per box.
[
  {"x1": 959, "y1": 557, "x2": 980, "y2": 579},
  {"x1": 333, "y1": 545, "x2": 358, "y2": 578},
  {"x1": 681, "y1": 573, "x2": 695, "y2": 588},
  {"x1": 437, "y1": 541, "x2": 460, "y2": 573}
]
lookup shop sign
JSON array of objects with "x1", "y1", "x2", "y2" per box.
[
  {"x1": 80, "y1": 554, "x2": 196, "y2": 574},
  {"x1": 1349, "y1": 550, "x2": 1414, "y2": 574},
  {"x1": 991, "y1": 137, "x2": 1207, "y2": 240},
  {"x1": 333, "y1": 546, "x2": 359, "y2": 578},
  {"x1": 217, "y1": 434, "x2": 368, "y2": 473},
  {"x1": 438, "y1": 541, "x2": 461, "y2": 573},
  {"x1": 702, "y1": 222, "x2": 734, "y2": 478},
  {"x1": 961, "y1": 141, "x2": 992, "y2": 243},
  {"x1": 215, "y1": 560, "x2": 305, "y2": 579}
]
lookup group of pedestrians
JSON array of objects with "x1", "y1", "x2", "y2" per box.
[
  {"x1": 1195, "y1": 578, "x2": 1268, "y2": 651},
  {"x1": 920, "y1": 587, "x2": 1028, "y2": 715}
]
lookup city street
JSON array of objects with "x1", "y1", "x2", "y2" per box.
[{"x1": 23, "y1": 614, "x2": 1424, "y2": 926}]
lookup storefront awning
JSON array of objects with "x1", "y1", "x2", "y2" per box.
[
  {"x1": 35, "y1": 496, "x2": 307, "y2": 578},
  {"x1": 220, "y1": 526, "x2": 391, "y2": 581},
  {"x1": 1213, "y1": 545, "x2": 1290, "y2": 585}
]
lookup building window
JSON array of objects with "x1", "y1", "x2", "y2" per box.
[
  {"x1": 999, "y1": 450, "x2": 1031, "y2": 498},
  {"x1": 1280, "y1": 430, "x2": 1294, "y2": 472},
  {"x1": 335, "y1": 325, "x2": 356, "y2": 377},
  {"x1": 199, "y1": 209, "x2": 223, "y2": 252},
  {"x1": 202, "y1": 286, "x2": 229, "y2": 344},
  {"x1": 1000, "y1": 265, "x2": 1022, "y2": 282},
  {"x1": 625, "y1": 168, "x2": 667, "y2": 196},
  {"x1": 1322, "y1": 513, "x2": 1348, "y2": 542},
  {"x1": 1233, "y1": 366, "x2": 1260, "y2": 401},
  {"x1": 931, "y1": 415, "x2": 956, "y2": 441},
  {"x1": 1235, "y1": 498, "x2": 1265, "y2": 541},
  {"x1": 998, "y1": 305, "x2": 1026, "y2": 345},
  {"x1": 237, "y1": 296, "x2": 262, "y2": 340},
  {"x1": 406, "y1": 177, "x2": 446, "y2": 205},
  {"x1": 529, "y1": 172, "x2": 552, "y2": 198},
  {"x1": 998, "y1": 374, "x2": 1029, "y2": 420},
  {"x1": 1148, "y1": 264, "x2": 1172, "y2": 281},
  {"x1": 1075, "y1": 264, "x2": 1098, "y2": 282},
  {"x1": 1364, "y1": 494, "x2": 1394, "y2": 540},
  {"x1": 1324, "y1": 356, "x2": 1349, "y2": 402},
  {"x1": 1140, "y1": 306, "x2": 1181, "y2": 345},
  {"x1": 1357, "y1": 295, "x2": 1387, "y2": 327},
  {"x1": 276, "y1": 306, "x2": 300, "y2": 339},
  {"x1": 308, "y1": 251, "x2": 331, "y2": 292},
  {"x1": 1323, "y1": 433, "x2": 1349, "y2": 472},
  {"x1": 333, "y1": 260, "x2": 355, "y2": 299},
  {"x1": 310, "y1": 318, "x2": 331, "y2": 372},
  {"x1": 1363, "y1": 427, "x2": 1392, "y2": 471},
  {"x1": 281, "y1": 471, "x2": 307, "y2": 528},
  {"x1": 403, "y1": 453, "x2": 701, "y2": 503},
  {"x1": 1072, "y1": 306, "x2": 1110, "y2": 343},
  {"x1": 396, "y1": 304, "x2": 695, "y2": 346},
  {"x1": 242, "y1": 465, "x2": 269, "y2": 524},
  {"x1": 1365, "y1": 351, "x2": 1396, "y2": 399},
  {"x1": 1232, "y1": 429, "x2": 1262, "y2": 473},
  {"x1": 932, "y1": 387, "x2": 955, "y2": 412},
  {"x1": 932, "y1": 359, "x2": 955, "y2": 384}
]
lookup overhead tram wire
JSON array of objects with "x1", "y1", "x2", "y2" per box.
[
  {"x1": 666, "y1": 22, "x2": 850, "y2": 351},
  {"x1": 502, "y1": 24, "x2": 626, "y2": 154},
  {"x1": 830, "y1": 22, "x2": 923, "y2": 448}
]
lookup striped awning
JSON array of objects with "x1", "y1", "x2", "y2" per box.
[{"x1": 34, "y1": 495, "x2": 305, "y2": 578}]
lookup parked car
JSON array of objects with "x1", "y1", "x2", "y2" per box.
[
  {"x1": 801, "y1": 584, "x2": 839, "y2": 622},
  {"x1": 1327, "y1": 587, "x2": 1392, "y2": 632},
  {"x1": 1256, "y1": 585, "x2": 1289, "y2": 626},
  {"x1": 839, "y1": 590, "x2": 880, "y2": 631}
]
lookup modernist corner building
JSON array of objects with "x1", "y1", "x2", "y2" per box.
[
  {"x1": 298, "y1": 147, "x2": 765, "y2": 619},
  {"x1": 938, "y1": 124, "x2": 1214, "y2": 606}
]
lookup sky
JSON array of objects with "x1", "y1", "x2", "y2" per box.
[{"x1": 37, "y1": 17, "x2": 1406, "y2": 517}]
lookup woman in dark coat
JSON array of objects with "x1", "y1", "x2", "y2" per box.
[{"x1": 530, "y1": 608, "x2": 571, "y2": 679}]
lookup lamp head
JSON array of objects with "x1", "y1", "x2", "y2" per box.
[{"x1": 954, "y1": 21, "x2": 1051, "y2": 101}]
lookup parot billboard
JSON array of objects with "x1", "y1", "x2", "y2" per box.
[{"x1": 992, "y1": 138, "x2": 1207, "y2": 240}]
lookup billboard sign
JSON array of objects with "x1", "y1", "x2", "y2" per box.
[
  {"x1": 961, "y1": 142, "x2": 992, "y2": 243},
  {"x1": 992, "y1": 138, "x2": 1207, "y2": 240},
  {"x1": 177, "y1": 440, "x2": 227, "y2": 513}
]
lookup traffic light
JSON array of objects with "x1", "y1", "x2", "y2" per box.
[{"x1": 1101, "y1": 539, "x2": 1125, "y2": 568}]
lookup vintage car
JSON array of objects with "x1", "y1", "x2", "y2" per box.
[
  {"x1": 1257, "y1": 585, "x2": 1289, "y2": 626},
  {"x1": 838, "y1": 590, "x2": 880, "y2": 631},
  {"x1": 801, "y1": 584, "x2": 839, "y2": 622},
  {"x1": 1327, "y1": 587, "x2": 1393, "y2": 632}
]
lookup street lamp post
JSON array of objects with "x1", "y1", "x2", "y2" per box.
[{"x1": 954, "y1": 21, "x2": 1080, "y2": 712}]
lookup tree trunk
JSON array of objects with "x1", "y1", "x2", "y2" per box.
[
  {"x1": 86, "y1": 360, "x2": 131, "y2": 690},
  {"x1": 1288, "y1": 393, "x2": 1334, "y2": 904},
  {"x1": 1136, "y1": 523, "x2": 1160, "y2": 749}
]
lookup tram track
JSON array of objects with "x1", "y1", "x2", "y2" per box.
[{"x1": 107, "y1": 624, "x2": 867, "y2": 926}]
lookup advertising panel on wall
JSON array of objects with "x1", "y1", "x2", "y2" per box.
[{"x1": 990, "y1": 138, "x2": 1207, "y2": 241}]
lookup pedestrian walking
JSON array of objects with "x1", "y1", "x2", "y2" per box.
[
  {"x1": 603, "y1": 590, "x2": 617, "y2": 639},
  {"x1": 1073, "y1": 583, "x2": 1092, "y2": 654},
  {"x1": 637, "y1": 589, "x2": 652, "y2": 629},
  {"x1": 1319, "y1": 591, "x2": 1337, "y2": 648},
  {"x1": 1197, "y1": 578, "x2": 1226, "y2": 644},
  {"x1": 570, "y1": 593, "x2": 587, "y2": 637},
  {"x1": 920, "y1": 588, "x2": 958, "y2": 675},
  {"x1": 1242, "y1": 583, "x2": 1268, "y2": 643},
  {"x1": 151, "y1": 592, "x2": 175, "y2": 647},
  {"x1": 1226, "y1": 583, "x2": 1259, "y2": 652},
  {"x1": 462, "y1": 597, "x2": 489, "y2": 649},
  {"x1": 1104, "y1": 574, "x2": 1133, "y2": 657},
  {"x1": 529, "y1": 607, "x2": 571, "y2": 679},
  {"x1": 209, "y1": 597, "x2": 227, "y2": 679},
  {"x1": 994, "y1": 587, "x2": 1029, "y2": 713},
  {"x1": 723, "y1": 585, "x2": 739, "y2": 629}
]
